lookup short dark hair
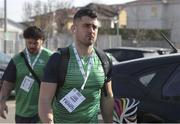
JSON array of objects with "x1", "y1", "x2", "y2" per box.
[
  {"x1": 73, "y1": 8, "x2": 98, "y2": 21},
  {"x1": 23, "y1": 26, "x2": 45, "y2": 41}
]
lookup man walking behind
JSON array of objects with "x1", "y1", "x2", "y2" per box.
[{"x1": 0, "y1": 26, "x2": 52, "y2": 123}]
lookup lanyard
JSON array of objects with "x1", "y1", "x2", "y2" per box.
[
  {"x1": 25, "y1": 47, "x2": 42, "y2": 70},
  {"x1": 72, "y1": 44, "x2": 94, "y2": 91}
]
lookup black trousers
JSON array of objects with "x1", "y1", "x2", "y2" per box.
[{"x1": 15, "y1": 114, "x2": 40, "y2": 123}]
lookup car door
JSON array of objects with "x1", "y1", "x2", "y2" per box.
[
  {"x1": 112, "y1": 61, "x2": 180, "y2": 122},
  {"x1": 135, "y1": 64, "x2": 180, "y2": 122},
  {"x1": 160, "y1": 65, "x2": 180, "y2": 122}
]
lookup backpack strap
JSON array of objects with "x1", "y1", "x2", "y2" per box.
[
  {"x1": 56, "y1": 47, "x2": 111, "y2": 97},
  {"x1": 94, "y1": 48, "x2": 112, "y2": 96},
  {"x1": 57, "y1": 47, "x2": 111, "y2": 85},
  {"x1": 94, "y1": 48, "x2": 112, "y2": 82},
  {"x1": 20, "y1": 52, "x2": 41, "y2": 87},
  {"x1": 55, "y1": 47, "x2": 70, "y2": 97},
  {"x1": 57, "y1": 47, "x2": 70, "y2": 87}
]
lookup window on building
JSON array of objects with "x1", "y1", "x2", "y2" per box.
[
  {"x1": 119, "y1": 9, "x2": 127, "y2": 28},
  {"x1": 151, "y1": 6, "x2": 158, "y2": 17}
]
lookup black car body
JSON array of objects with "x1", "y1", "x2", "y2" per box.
[
  {"x1": 104, "y1": 47, "x2": 172, "y2": 63},
  {"x1": 112, "y1": 53, "x2": 180, "y2": 122}
]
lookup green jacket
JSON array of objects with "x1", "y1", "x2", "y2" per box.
[{"x1": 13, "y1": 48, "x2": 52, "y2": 117}]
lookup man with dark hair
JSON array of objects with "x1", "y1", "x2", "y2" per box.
[
  {"x1": 0, "y1": 26, "x2": 52, "y2": 123},
  {"x1": 39, "y1": 8, "x2": 114, "y2": 123},
  {"x1": 23, "y1": 26, "x2": 45, "y2": 41}
]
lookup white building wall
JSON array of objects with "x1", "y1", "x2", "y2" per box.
[
  {"x1": 125, "y1": 3, "x2": 166, "y2": 29},
  {"x1": 124, "y1": 1, "x2": 180, "y2": 45},
  {"x1": 0, "y1": 19, "x2": 25, "y2": 54},
  {"x1": 166, "y1": 3, "x2": 180, "y2": 43}
]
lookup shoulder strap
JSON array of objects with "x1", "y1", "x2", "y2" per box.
[
  {"x1": 94, "y1": 48, "x2": 112, "y2": 81},
  {"x1": 56, "y1": 47, "x2": 111, "y2": 86},
  {"x1": 94, "y1": 48, "x2": 112, "y2": 96},
  {"x1": 55, "y1": 47, "x2": 70, "y2": 97},
  {"x1": 57, "y1": 47, "x2": 70, "y2": 87},
  {"x1": 20, "y1": 52, "x2": 41, "y2": 87}
]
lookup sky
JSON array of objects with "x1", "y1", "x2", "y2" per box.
[{"x1": 0, "y1": 0, "x2": 135, "y2": 22}]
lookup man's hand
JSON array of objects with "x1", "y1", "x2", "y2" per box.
[
  {"x1": 0, "y1": 81, "x2": 14, "y2": 119},
  {"x1": 0, "y1": 100, "x2": 8, "y2": 119},
  {"x1": 100, "y1": 81, "x2": 114, "y2": 123}
]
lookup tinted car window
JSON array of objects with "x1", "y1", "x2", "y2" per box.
[
  {"x1": 0, "y1": 52, "x2": 11, "y2": 80},
  {"x1": 104, "y1": 48, "x2": 160, "y2": 62},
  {"x1": 163, "y1": 66, "x2": 180, "y2": 97},
  {"x1": 0, "y1": 52, "x2": 11, "y2": 70},
  {"x1": 105, "y1": 49, "x2": 143, "y2": 62},
  {"x1": 138, "y1": 72, "x2": 156, "y2": 87},
  {"x1": 0, "y1": 70, "x2": 4, "y2": 79}
]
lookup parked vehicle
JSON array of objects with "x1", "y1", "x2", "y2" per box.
[
  {"x1": 105, "y1": 32, "x2": 177, "y2": 64},
  {"x1": 112, "y1": 53, "x2": 180, "y2": 122},
  {"x1": 0, "y1": 52, "x2": 11, "y2": 89},
  {"x1": 104, "y1": 47, "x2": 163, "y2": 62}
]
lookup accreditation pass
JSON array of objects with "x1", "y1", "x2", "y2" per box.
[{"x1": 60, "y1": 88, "x2": 86, "y2": 113}]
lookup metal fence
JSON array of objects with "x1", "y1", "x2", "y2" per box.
[
  {"x1": 0, "y1": 33, "x2": 122, "y2": 55},
  {"x1": 1, "y1": 32, "x2": 177, "y2": 56},
  {"x1": 47, "y1": 33, "x2": 122, "y2": 51},
  {"x1": 122, "y1": 39, "x2": 178, "y2": 49}
]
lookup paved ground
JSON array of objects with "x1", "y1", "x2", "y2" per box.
[
  {"x1": 0, "y1": 99, "x2": 104, "y2": 123},
  {"x1": 0, "y1": 99, "x2": 15, "y2": 123}
]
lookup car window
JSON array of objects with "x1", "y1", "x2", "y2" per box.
[
  {"x1": 163, "y1": 66, "x2": 180, "y2": 97},
  {"x1": 138, "y1": 72, "x2": 156, "y2": 87},
  {"x1": 0, "y1": 52, "x2": 10, "y2": 64},
  {"x1": 0, "y1": 52, "x2": 11, "y2": 70},
  {"x1": 110, "y1": 50, "x2": 143, "y2": 62},
  {"x1": 138, "y1": 72, "x2": 156, "y2": 86},
  {"x1": 0, "y1": 70, "x2": 4, "y2": 79},
  {"x1": 143, "y1": 52, "x2": 159, "y2": 57}
]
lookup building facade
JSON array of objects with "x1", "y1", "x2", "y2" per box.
[
  {"x1": 0, "y1": 19, "x2": 26, "y2": 55},
  {"x1": 119, "y1": 0, "x2": 180, "y2": 47}
]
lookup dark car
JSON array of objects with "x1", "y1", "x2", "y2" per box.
[
  {"x1": 104, "y1": 47, "x2": 172, "y2": 63},
  {"x1": 0, "y1": 52, "x2": 11, "y2": 88},
  {"x1": 104, "y1": 33, "x2": 177, "y2": 64},
  {"x1": 112, "y1": 53, "x2": 180, "y2": 122}
]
